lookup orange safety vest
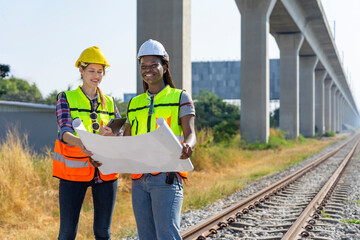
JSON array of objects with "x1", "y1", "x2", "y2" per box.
[
  {"x1": 53, "y1": 86, "x2": 119, "y2": 182},
  {"x1": 127, "y1": 85, "x2": 188, "y2": 180}
]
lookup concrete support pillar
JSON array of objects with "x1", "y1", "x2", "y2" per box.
[
  {"x1": 348, "y1": 104, "x2": 352, "y2": 127},
  {"x1": 353, "y1": 110, "x2": 356, "y2": 127},
  {"x1": 348, "y1": 105, "x2": 354, "y2": 126},
  {"x1": 315, "y1": 70, "x2": 327, "y2": 136},
  {"x1": 340, "y1": 96, "x2": 345, "y2": 132},
  {"x1": 345, "y1": 103, "x2": 350, "y2": 127},
  {"x1": 344, "y1": 103, "x2": 348, "y2": 128},
  {"x1": 236, "y1": 0, "x2": 276, "y2": 143},
  {"x1": 339, "y1": 98, "x2": 344, "y2": 132},
  {"x1": 137, "y1": 0, "x2": 191, "y2": 94},
  {"x1": 349, "y1": 105, "x2": 357, "y2": 128},
  {"x1": 344, "y1": 101, "x2": 349, "y2": 124},
  {"x1": 331, "y1": 86, "x2": 337, "y2": 132},
  {"x1": 299, "y1": 56, "x2": 318, "y2": 137},
  {"x1": 354, "y1": 113, "x2": 358, "y2": 127},
  {"x1": 335, "y1": 92, "x2": 341, "y2": 132},
  {"x1": 340, "y1": 97, "x2": 344, "y2": 131},
  {"x1": 344, "y1": 103, "x2": 348, "y2": 127},
  {"x1": 348, "y1": 108, "x2": 351, "y2": 126},
  {"x1": 275, "y1": 33, "x2": 304, "y2": 139},
  {"x1": 355, "y1": 113, "x2": 358, "y2": 127},
  {"x1": 324, "y1": 79, "x2": 332, "y2": 131},
  {"x1": 348, "y1": 105, "x2": 351, "y2": 127}
]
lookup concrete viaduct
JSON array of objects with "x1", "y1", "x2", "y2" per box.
[{"x1": 137, "y1": 0, "x2": 360, "y2": 143}]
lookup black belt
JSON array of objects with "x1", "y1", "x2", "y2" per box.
[{"x1": 166, "y1": 172, "x2": 176, "y2": 184}]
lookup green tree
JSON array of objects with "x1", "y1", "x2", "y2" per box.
[
  {"x1": 113, "y1": 97, "x2": 129, "y2": 117},
  {"x1": 44, "y1": 90, "x2": 59, "y2": 105},
  {"x1": 194, "y1": 90, "x2": 240, "y2": 142},
  {"x1": 0, "y1": 77, "x2": 43, "y2": 103},
  {"x1": 213, "y1": 120, "x2": 239, "y2": 143},
  {"x1": 0, "y1": 64, "x2": 10, "y2": 78},
  {"x1": 270, "y1": 108, "x2": 279, "y2": 128},
  {"x1": 2, "y1": 91, "x2": 41, "y2": 103},
  {"x1": 0, "y1": 64, "x2": 75, "y2": 105}
]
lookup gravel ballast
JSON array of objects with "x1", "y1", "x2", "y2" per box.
[{"x1": 121, "y1": 134, "x2": 360, "y2": 240}]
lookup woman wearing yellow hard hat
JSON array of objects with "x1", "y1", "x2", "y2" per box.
[
  {"x1": 123, "y1": 39, "x2": 196, "y2": 240},
  {"x1": 53, "y1": 46, "x2": 120, "y2": 239}
]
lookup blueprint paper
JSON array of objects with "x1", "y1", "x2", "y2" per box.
[{"x1": 72, "y1": 118, "x2": 194, "y2": 174}]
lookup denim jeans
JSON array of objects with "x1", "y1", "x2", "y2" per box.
[
  {"x1": 132, "y1": 173, "x2": 183, "y2": 240},
  {"x1": 58, "y1": 178, "x2": 118, "y2": 240}
]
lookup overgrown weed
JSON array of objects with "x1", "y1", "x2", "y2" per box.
[
  {"x1": 341, "y1": 218, "x2": 360, "y2": 224},
  {"x1": 0, "y1": 126, "x2": 338, "y2": 239}
]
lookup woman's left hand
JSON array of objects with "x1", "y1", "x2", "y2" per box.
[
  {"x1": 99, "y1": 126, "x2": 116, "y2": 136},
  {"x1": 180, "y1": 142, "x2": 193, "y2": 159},
  {"x1": 89, "y1": 157, "x2": 102, "y2": 167}
]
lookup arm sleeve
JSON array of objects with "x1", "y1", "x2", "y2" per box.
[
  {"x1": 113, "y1": 103, "x2": 124, "y2": 136},
  {"x1": 56, "y1": 92, "x2": 74, "y2": 142},
  {"x1": 179, "y1": 91, "x2": 195, "y2": 118},
  {"x1": 114, "y1": 102, "x2": 121, "y2": 118}
]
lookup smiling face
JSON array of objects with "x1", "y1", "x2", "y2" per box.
[
  {"x1": 140, "y1": 55, "x2": 167, "y2": 87},
  {"x1": 80, "y1": 63, "x2": 104, "y2": 89}
]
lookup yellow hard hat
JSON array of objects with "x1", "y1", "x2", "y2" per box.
[{"x1": 75, "y1": 46, "x2": 110, "y2": 68}]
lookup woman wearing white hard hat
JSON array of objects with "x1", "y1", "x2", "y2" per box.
[
  {"x1": 53, "y1": 46, "x2": 121, "y2": 239},
  {"x1": 124, "y1": 39, "x2": 196, "y2": 239}
]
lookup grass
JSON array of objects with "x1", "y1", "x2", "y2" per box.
[
  {"x1": 323, "y1": 130, "x2": 336, "y2": 137},
  {"x1": 0, "y1": 127, "x2": 337, "y2": 239},
  {"x1": 321, "y1": 210, "x2": 332, "y2": 218},
  {"x1": 342, "y1": 199, "x2": 360, "y2": 205},
  {"x1": 341, "y1": 218, "x2": 360, "y2": 224},
  {"x1": 0, "y1": 129, "x2": 59, "y2": 239}
]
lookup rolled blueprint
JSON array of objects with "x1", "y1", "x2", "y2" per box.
[{"x1": 73, "y1": 117, "x2": 194, "y2": 174}]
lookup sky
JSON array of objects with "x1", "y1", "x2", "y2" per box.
[{"x1": 1, "y1": 0, "x2": 359, "y2": 107}]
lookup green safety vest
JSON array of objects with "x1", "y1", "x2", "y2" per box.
[
  {"x1": 64, "y1": 86, "x2": 115, "y2": 134},
  {"x1": 127, "y1": 85, "x2": 187, "y2": 179},
  {"x1": 127, "y1": 85, "x2": 183, "y2": 140}
]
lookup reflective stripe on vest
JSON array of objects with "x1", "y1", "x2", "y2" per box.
[
  {"x1": 54, "y1": 152, "x2": 89, "y2": 168},
  {"x1": 53, "y1": 86, "x2": 119, "y2": 182},
  {"x1": 127, "y1": 85, "x2": 188, "y2": 180},
  {"x1": 65, "y1": 86, "x2": 115, "y2": 135}
]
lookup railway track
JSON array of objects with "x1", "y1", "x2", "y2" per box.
[{"x1": 181, "y1": 134, "x2": 360, "y2": 240}]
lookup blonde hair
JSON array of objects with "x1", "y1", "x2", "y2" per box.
[{"x1": 96, "y1": 87, "x2": 106, "y2": 111}]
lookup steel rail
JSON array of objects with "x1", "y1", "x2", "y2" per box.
[
  {"x1": 281, "y1": 136, "x2": 360, "y2": 239},
  {"x1": 181, "y1": 134, "x2": 357, "y2": 240}
]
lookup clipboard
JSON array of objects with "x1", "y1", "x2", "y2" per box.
[{"x1": 107, "y1": 118, "x2": 126, "y2": 134}]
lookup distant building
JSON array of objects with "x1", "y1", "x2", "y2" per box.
[
  {"x1": 192, "y1": 59, "x2": 280, "y2": 100},
  {"x1": 123, "y1": 93, "x2": 137, "y2": 102},
  {"x1": 0, "y1": 101, "x2": 57, "y2": 153}
]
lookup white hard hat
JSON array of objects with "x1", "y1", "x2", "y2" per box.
[{"x1": 137, "y1": 39, "x2": 169, "y2": 61}]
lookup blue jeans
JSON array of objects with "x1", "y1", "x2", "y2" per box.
[
  {"x1": 58, "y1": 178, "x2": 118, "y2": 240},
  {"x1": 132, "y1": 173, "x2": 183, "y2": 240}
]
